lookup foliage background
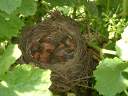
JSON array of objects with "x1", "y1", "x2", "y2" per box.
[{"x1": 0, "y1": 0, "x2": 128, "y2": 96}]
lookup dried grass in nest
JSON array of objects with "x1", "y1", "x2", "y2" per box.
[{"x1": 19, "y1": 11, "x2": 99, "y2": 95}]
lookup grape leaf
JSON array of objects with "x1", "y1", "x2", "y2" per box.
[
  {"x1": 0, "y1": 12, "x2": 24, "y2": 41},
  {"x1": 0, "y1": 64, "x2": 52, "y2": 96},
  {"x1": 94, "y1": 57, "x2": 128, "y2": 96},
  {"x1": 0, "y1": 0, "x2": 21, "y2": 14},
  {"x1": 0, "y1": 44, "x2": 21, "y2": 78},
  {"x1": 18, "y1": 0, "x2": 37, "y2": 16}
]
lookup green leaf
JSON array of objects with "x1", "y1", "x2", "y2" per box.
[
  {"x1": 0, "y1": 64, "x2": 52, "y2": 96},
  {"x1": 0, "y1": 12, "x2": 24, "y2": 41},
  {"x1": 123, "y1": 0, "x2": 128, "y2": 16},
  {"x1": 86, "y1": 1, "x2": 98, "y2": 17},
  {"x1": 94, "y1": 57, "x2": 128, "y2": 96},
  {"x1": 45, "y1": 0, "x2": 76, "y2": 6},
  {"x1": 18, "y1": 0, "x2": 37, "y2": 16},
  {"x1": 0, "y1": 0, "x2": 21, "y2": 14},
  {"x1": 0, "y1": 44, "x2": 21, "y2": 78}
]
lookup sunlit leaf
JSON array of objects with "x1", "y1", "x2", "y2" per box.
[
  {"x1": 116, "y1": 26, "x2": 128, "y2": 61},
  {"x1": 0, "y1": 64, "x2": 52, "y2": 96},
  {"x1": 121, "y1": 26, "x2": 128, "y2": 43},
  {"x1": 0, "y1": 44, "x2": 21, "y2": 78},
  {"x1": 116, "y1": 39, "x2": 128, "y2": 61}
]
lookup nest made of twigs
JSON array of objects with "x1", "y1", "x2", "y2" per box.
[{"x1": 19, "y1": 11, "x2": 99, "y2": 95}]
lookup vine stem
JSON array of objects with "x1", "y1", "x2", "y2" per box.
[
  {"x1": 101, "y1": 49, "x2": 116, "y2": 55},
  {"x1": 124, "y1": 89, "x2": 128, "y2": 96}
]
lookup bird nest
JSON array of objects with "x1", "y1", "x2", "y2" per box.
[{"x1": 19, "y1": 11, "x2": 99, "y2": 95}]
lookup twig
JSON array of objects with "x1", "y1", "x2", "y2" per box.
[
  {"x1": 77, "y1": 84, "x2": 95, "y2": 90},
  {"x1": 72, "y1": 76, "x2": 94, "y2": 82}
]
